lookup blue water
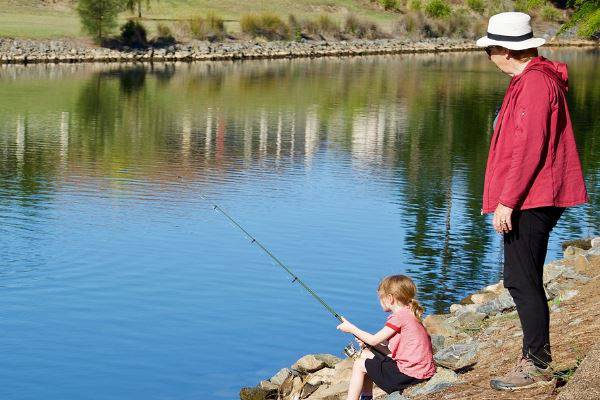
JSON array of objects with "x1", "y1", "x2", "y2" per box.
[{"x1": 0, "y1": 49, "x2": 598, "y2": 399}]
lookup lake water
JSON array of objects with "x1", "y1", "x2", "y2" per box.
[{"x1": 1, "y1": 48, "x2": 598, "y2": 399}]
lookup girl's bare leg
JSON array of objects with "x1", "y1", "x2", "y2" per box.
[{"x1": 347, "y1": 350, "x2": 375, "y2": 400}]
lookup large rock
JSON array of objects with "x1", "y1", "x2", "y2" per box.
[
  {"x1": 269, "y1": 367, "x2": 293, "y2": 385},
  {"x1": 239, "y1": 386, "x2": 277, "y2": 400},
  {"x1": 561, "y1": 238, "x2": 593, "y2": 251},
  {"x1": 404, "y1": 367, "x2": 459, "y2": 397},
  {"x1": 279, "y1": 375, "x2": 303, "y2": 399},
  {"x1": 308, "y1": 382, "x2": 348, "y2": 400},
  {"x1": 591, "y1": 237, "x2": 600, "y2": 248},
  {"x1": 430, "y1": 334, "x2": 446, "y2": 354},
  {"x1": 423, "y1": 314, "x2": 459, "y2": 337},
  {"x1": 385, "y1": 392, "x2": 410, "y2": 400},
  {"x1": 292, "y1": 354, "x2": 341, "y2": 373},
  {"x1": 474, "y1": 289, "x2": 515, "y2": 316},
  {"x1": 433, "y1": 342, "x2": 479, "y2": 370},
  {"x1": 447, "y1": 311, "x2": 486, "y2": 330},
  {"x1": 331, "y1": 357, "x2": 354, "y2": 382}
]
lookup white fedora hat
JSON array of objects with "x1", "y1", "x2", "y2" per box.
[{"x1": 476, "y1": 12, "x2": 546, "y2": 50}]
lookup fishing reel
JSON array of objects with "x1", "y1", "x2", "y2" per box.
[{"x1": 343, "y1": 342, "x2": 360, "y2": 359}]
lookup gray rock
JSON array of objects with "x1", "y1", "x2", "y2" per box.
[
  {"x1": 431, "y1": 334, "x2": 446, "y2": 354},
  {"x1": 434, "y1": 342, "x2": 479, "y2": 370},
  {"x1": 591, "y1": 237, "x2": 600, "y2": 248},
  {"x1": 385, "y1": 392, "x2": 410, "y2": 400},
  {"x1": 447, "y1": 311, "x2": 486, "y2": 330},
  {"x1": 404, "y1": 367, "x2": 459, "y2": 396},
  {"x1": 475, "y1": 289, "x2": 516, "y2": 316}
]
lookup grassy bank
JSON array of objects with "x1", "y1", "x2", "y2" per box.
[{"x1": 0, "y1": 0, "x2": 577, "y2": 41}]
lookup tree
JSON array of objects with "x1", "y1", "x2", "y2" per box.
[
  {"x1": 76, "y1": 0, "x2": 122, "y2": 42},
  {"x1": 561, "y1": 0, "x2": 600, "y2": 38},
  {"x1": 123, "y1": 0, "x2": 159, "y2": 18}
]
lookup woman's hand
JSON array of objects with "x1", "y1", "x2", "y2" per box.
[
  {"x1": 355, "y1": 338, "x2": 366, "y2": 349},
  {"x1": 336, "y1": 317, "x2": 356, "y2": 334},
  {"x1": 493, "y1": 203, "x2": 513, "y2": 234}
]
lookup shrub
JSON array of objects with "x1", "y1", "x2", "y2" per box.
[
  {"x1": 188, "y1": 12, "x2": 225, "y2": 40},
  {"x1": 379, "y1": 0, "x2": 398, "y2": 10},
  {"x1": 156, "y1": 23, "x2": 172, "y2": 38},
  {"x1": 409, "y1": 0, "x2": 422, "y2": 10},
  {"x1": 316, "y1": 14, "x2": 341, "y2": 35},
  {"x1": 466, "y1": 0, "x2": 485, "y2": 13},
  {"x1": 515, "y1": 0, "x2": 546, "y2": 12},
  {"x1": 485, "y1": 0, "x2": 512, "y2": 16},
  {"x1": 394, "y1": 11, "x2": 426, "y2": 37},
  {"x1": 447, "y1": 9, "x2": 473, "y2": 38},
  {"x1": 344, "y1": 14, "x2": 385, "y2": 38},
  {"x1": 541, "y1": 5, "x2": 562, "y2": 22},
  {"x1": 154, "y1": 22, "x2": 176, "y2": 45},
  {"x1": 425, "y1": 0, "x2": 451, "y2": 18},
  {"x1": 240, "y1": 13, "x2": 290, "y2": 40},
  {"x1": 120, "y1": 20, "x2": 148, "y2": 47},
  {"x1": 288, "y1": 14, "x2": 303, "y2": 41}
]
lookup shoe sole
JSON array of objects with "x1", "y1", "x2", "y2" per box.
[{"x1": 490, "y1": 378, "x2": 556, "y2": 391}]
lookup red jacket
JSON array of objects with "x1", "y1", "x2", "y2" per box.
[{"x1": 482, "y1": 56, "x2": 588, "y2": 214}]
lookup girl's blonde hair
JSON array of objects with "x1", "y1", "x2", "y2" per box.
[{"x1": 377, "y1": 275, "x2": 424, "y2": 321}]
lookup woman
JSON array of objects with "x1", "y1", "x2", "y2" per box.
[{"x1": 476, "y1": 12, "x2": 588, "y2": 390}]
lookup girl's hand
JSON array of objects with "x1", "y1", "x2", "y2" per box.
[
  {"x1": 336, "y1": 317, "x2": 356, "y2": 334},
  {"x1": 355, "y1": 338, "x2": 366, "y2": 349}
]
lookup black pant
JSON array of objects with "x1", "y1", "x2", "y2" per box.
[{"x1": 503, "y1": 206, "x2": 564, "y2": 367}]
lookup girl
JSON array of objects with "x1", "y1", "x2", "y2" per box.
[{"x1": 336, "y1": 275, "x2": 436, "y2": 400}]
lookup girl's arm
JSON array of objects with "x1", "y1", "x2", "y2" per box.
[{"x1": 337, "y1": 317, "x2": 396, "y2": 347}]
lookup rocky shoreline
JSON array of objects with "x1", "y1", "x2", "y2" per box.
[
  {"x1": 242, "y1": 236, "x2": 600, "y2": 400},
  {"x1": 0, "y1": 37, "x2": 597, "y2": 64}
]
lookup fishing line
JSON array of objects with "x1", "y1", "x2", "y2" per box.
[{"x1": 182, "y1": 177, "x2": 386, "y2": 358}]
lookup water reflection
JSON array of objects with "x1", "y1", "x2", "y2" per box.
[{"x1": 1, "y1": 51, "x2": 598, "y2": 312}]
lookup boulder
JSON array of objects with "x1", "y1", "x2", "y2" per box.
[
  {"x1": 430, "y1": 334, "x2": 446, "y2": 354},
  {"x1": 292, "y1": 354, "x2": 341, "y2": 373},
  {"x1": 279, "y1": 375, "x2": 303, "y2": 399},
  {"x1": 591, "y1": 237, "x2": 600, "y2": 248},
  {"x1": 331, "y1": 357, "x2": 354, "y2": 382},
  {"x1": 561, "y1": 238, "x2": 593, "y2": 251},
  {"x1": 447, "y1": 311, "x2": 486, "y2": 330},
  {"x1": 308, "y1": 382, "x2": 348, "y2": 400},
  {"x1": 385, "y1": 392, "x2": 410, "y2": 400},
  {"x1": 239, "y1": 386, "x2": 277, "y2": 400},
  {"x1": 270, "y1": 367, "x2": 293, "y2": 386},
  {"x1": 300, "y1": 382, "x2": 322, "y2": 399},
  {"x1": 564, "y1": 245, "x2": 588, "y2": 258},
  {"x1": 433, "y1": 342, "x2": 479, "y2": 370},
  {"x1": 259, "y1": 380, "x2": 279, "y2": 391},
  {"x1": 404, "y1": 367, "x2": 459, "y2": 397},
  {"x1": 423, "y1": 314, "x2": 459, "y2": 337},
  {"x1": 474, "y1": 289, "x2": 515, "y2": 316}
]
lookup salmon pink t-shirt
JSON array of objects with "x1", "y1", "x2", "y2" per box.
[{"x1": 385, "y1": 306, "x2": 436, "y2": 380}]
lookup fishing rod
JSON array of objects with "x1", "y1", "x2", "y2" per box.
[{"x1": 186, "y1": 179, "x2": 387, "y2": 358}]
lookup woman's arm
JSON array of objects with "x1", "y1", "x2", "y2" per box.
[{"x1": 336, "y1": 317, "x2": 396, "y2": 347}]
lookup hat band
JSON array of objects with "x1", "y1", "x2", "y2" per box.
[{"x1": 487, "y1": 31, "x2": 534, "y2": 42}]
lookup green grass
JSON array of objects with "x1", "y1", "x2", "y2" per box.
[
  {"x1": 0, "y1": 0, "x2": 572, "y2": 40},
  {"x1": 0, "y1": 0, "x2": 399, "y2": 39}
]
